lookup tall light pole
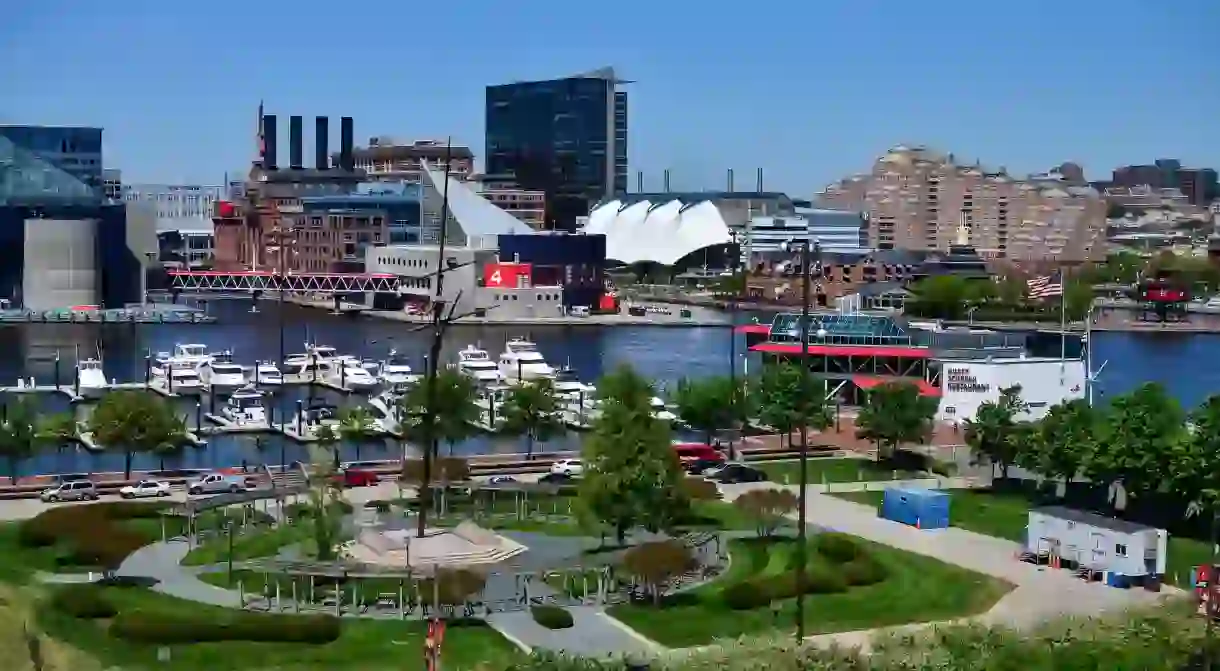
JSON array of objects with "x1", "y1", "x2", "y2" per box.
[
  {"x1": 781, "y1": 235, "x2": 819, "y2": 641},
  {"x1": 727, "y1": 229, "x2": 740, "y2": 460}
]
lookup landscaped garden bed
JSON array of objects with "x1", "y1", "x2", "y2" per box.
[
  {"x1": 607, "y1": 531, "x2": 1012, "y2": 647},
  {"x1": 755, "y1": 458, "x2": 922, "y2": 485}
]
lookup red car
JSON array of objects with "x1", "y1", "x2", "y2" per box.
[{"x1": 333, "y1": 468, "x2": 379, "y2": 488}]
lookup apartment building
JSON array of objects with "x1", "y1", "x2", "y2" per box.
[
  {"x1": 346, "y1": 138, "x2": 474, "y2": 183},
  {"x1": 817, "y1": 145, "x2": 1108, "y2": 262}
]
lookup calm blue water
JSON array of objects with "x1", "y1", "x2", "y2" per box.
[{"x1": 0, "y1": 300, "x2": 1213, "y2": 475}]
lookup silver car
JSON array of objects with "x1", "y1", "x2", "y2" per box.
[{"x1": 40, "y1": 480, "x2": 99, "y2": 502}]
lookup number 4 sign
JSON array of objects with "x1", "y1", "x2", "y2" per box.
[{"x1": 488, "y1": 269, "x2": 502, "y2": 286}]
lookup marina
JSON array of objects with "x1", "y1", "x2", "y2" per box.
[{"x1": 0, "y1": 298, "x2": 1212, "y2": 475}]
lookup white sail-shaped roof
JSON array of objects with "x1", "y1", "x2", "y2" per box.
[
  {"x1": 417, "y1": 160, "x2": 533, "y2": 238},
  {"x1": 582, "y1": 199, "x2": 733, "y2": 265}
]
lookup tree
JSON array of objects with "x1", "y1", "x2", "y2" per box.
[
  {"x1": 1170, "y1": 395, "x2": 1220, "y2": 525},
  {"x1": 964, "y1": 385, "x2": 1028, "y2": 482},
  {"x1": 0, "y1": 397, "x2": 39, "y2": 484},
  {"x1": 35, "y1": 411, "x2": 78, "y2": 473},
  {"x1": 579, "y1": 365, "x2": 689, "y2": 544},
  {"x1": 620, "y1": 540, "x2": 693, "y2": 605},
  {"x1": 673, "y1": 376, "x2": 747, "y2": 447},
  {"x1": 396, "y1": 369, "x2": 478, "y2": 458},
  {"x1": 86, "y1": 390, "x2": 182, "y2": 479},
  {"x1": 855, "y1": 382, "x2": 938, "y2": 462},
  {"x1": 1020, "y1": 399, "x2": 1096, "y2": 497},
  {"x1": 498, "y1": 378, "x2": 564, "y2": 459},
  {"x1": 336, "y1": 405, "x2": 377, "y2": 462},
  {"x1": 148, "y1": 414, "x2": 190, "y2": 472},
  {"x1": 303, "y1": 458, "x2": 343, "y2": 560},
  {"x1": 733, "y1": 488, "x2": 798, "y2": 538},
  {"x1": 313, "y1": 423, "x2": 340, "y2": 470},
  {"x1": 1086, "y1": 383, "x2": 1183, "y2": 511},
  {"x1": 904, "y1": 275, "x2": 972, "y2": 320},
  {"x1": 753, "y1": 362, "x2": 831, "y2": 450}
]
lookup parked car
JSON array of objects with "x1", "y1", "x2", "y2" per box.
[
  {"x1": 119, "y1": 480, "x2": 172, "y2": 499},
  {"x1": 684, "y1": 457, "x2": 727, "y2": 475},
  {"x1": 549, "y1": 459, "x2": 583, "y2": 476},
  {"x1": 40, "y1": 480, "x2": 98, "y2": 502},
  {"x1": 186, "y1": 473, "x2": 248, "y2": 495},
  {"x1": 488, "y1": 475, "x2": 518, "y2": 485},
  {"x1": 333, "y1": 468, "x2": 379, "y2": 488},
  {"x1": 707, "y1": 463, "x2": 765, "y2": 484},
  {"x1": 538, "y1": 472, "x2": 576, "y2": 484}
]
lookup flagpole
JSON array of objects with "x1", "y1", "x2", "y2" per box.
[{"x1": 1059, "y1": 268, "x2": 1066, "y2": 386}]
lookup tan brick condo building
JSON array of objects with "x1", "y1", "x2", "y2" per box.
[{"x1": 817, "y1": 145, "x2": 1108, "y2": 262}]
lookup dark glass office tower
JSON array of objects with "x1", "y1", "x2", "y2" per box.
[{"x1": 485, "y1": 67, "x2": 629, "y2": 231}]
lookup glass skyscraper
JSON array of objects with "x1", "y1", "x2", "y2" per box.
[{"x1": 485, "y1": 67, "x2": 628, "y2": 230}]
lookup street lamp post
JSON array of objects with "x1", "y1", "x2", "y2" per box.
[
  {"x1": 727, "y1": 230, "x2": 741, "y2": 461},
  {"x1": 781, "y1": 236, "x2": 819, "y2": 642}
]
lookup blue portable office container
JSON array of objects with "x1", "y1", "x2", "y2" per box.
[{"x1": 880, "y1": 487, "x2": 950, "y2": 530}]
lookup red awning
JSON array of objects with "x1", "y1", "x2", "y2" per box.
[
  {"x1": 750, "y1": 343, "x2": 932, "y2": 359},
  {"x1": 735, "y1": 324, "x2": 771, "y2": 335},
  {"x1": 852, "y1": 375, "x2": 941, "y2": 397}
]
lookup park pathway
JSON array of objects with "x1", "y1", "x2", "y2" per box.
[{"x1": 719, "y1": 482, "x2": 1180, "y2": 631}]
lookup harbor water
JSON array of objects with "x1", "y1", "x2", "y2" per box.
[{"x1": 0, "y1": 299, "x2": 1216, "y2": 475}]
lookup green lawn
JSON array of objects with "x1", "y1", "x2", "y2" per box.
[
  {"x1": 830, "y1": 488, "x2": 1209, "y2": 588},
  {"x1": 35, "y1": 585, "x2": 520, "y2": 671},
  {"x1": 608, "y1": 535, "x2": 1012, "y2": 647},
  {"x1": 182, "y1": 523, "x2": 312, "y2": 566},
  {"x1": 756, "y1": 458, "x2": 921, "y2": 485}
]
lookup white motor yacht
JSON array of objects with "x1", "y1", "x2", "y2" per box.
[
  {"x1": 650, "y1": 396, "x2": 678, "y2": 422},
  {"x1": 552, "y1": 365, "x2": 593, "y2": 398},
  {"x1": 165, "y1": 368, "x2": 204, "y2": 395},
  {"x1": 76, "y1": 358, "x2": 108, "y2": 398},
  {"x1": 172, "y1": 343, "x2": 214, "y2": 367},
  {"x1": 498, "y1": 338, "x2": 554, "y2": 383},
  {"x1": 457, "y1": 344, "x2": 504, "y2": 384},
  {"x1": 222, "y1": 385, "x2": 267, "y2": 425},
  {"x1": 199, "y1": 352, "x2": 247, "y2": 394},
  {"x1": 283, "y1": 343, "x2": 340, "y2": 367},
  {"x1": 255, "y1": 362, "x2": 283, "y2": 386},
  {"x1": 378, "y1": 350, "x2": 421, "y2": 387},
  {"x1": 330, "y1": 361, "x2": 378, "y2": 391}
]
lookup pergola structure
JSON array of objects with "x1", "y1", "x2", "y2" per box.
[{"x1": 160, "y1": 485, "x2": 309, "y2": 546}]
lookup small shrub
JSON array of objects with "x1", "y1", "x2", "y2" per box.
[
  {"x1": 530, "y1": 604, "x2": 574, "y2": 629},
  {"x1": 721, "y1": 582, "x2": 771, "y2": 610},
  {"x1": 49, "y1": 585, "x2": 117, "y2": 619},
  {"x1": 95, "y1": 575, "x2": 159, "y2": 588},
  {"x1": 814, "y1": 532, "x2": 863, "y2": 564},
  {"x1": 765, "y1": 564, "x2": 847, "y2": 597},
  {"x1": 621, "y1": 541, "x2": 695, "y2": 605},
  {"x1": 110, "y1": 610, "x2": 341, "y2": 644},
  {"x1": 841, "y1": 555, "x2": 888, "y2": 586},
  {"x1": 284, "y1": 503, "x2": 313, "y2": 519},
  {"x1": 733, "y1": 489, "x2": 799, "y2": 538}
]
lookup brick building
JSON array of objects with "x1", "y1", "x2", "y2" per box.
[{"x1": 817, "y1": 145, "x2": 1108, "y2": 262}]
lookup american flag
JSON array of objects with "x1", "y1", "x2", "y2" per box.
[{"x1": 1027, "y1": 272, "x2": 1063, "y2": 299}]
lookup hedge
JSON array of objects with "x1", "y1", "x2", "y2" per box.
[
  {"x1": 530, "y1": 605, "x2": 574, "y2": 630},
  {"x1": 722, "y1": 564, "x2": 848, "y2": 610},
  {"x1": 49, "y1": 584, "x2": 117, "y2": 619},
  {"x1": 110, "y1": 609, "x2": 341, "y2": 644},
  {"x1": 813, "y1": 532, "x2": 863, "y2": 564},
  {"x1": 840, "y1": 555, "x2": 888, "y2": 586},
  {"x1": 18, "y1": 502, "x2": 167, "y2": 569}
]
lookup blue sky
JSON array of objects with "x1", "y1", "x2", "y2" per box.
[{"x1": 2, "y1": 0, "x2": 1217, "y2": 195}]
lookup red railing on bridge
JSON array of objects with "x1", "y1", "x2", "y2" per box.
[{"x1": 167, "y1": 270, "x2": 400, "y2": 294}]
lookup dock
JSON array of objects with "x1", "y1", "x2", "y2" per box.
[
  {"x1": 0, "y1": 380, "x2": 180, "y2": 403},
  {"x1": 77, "y1": 426, "x2": 206, "y2": 451},
  {"x1": 199, "y1": 414, "x2": 272, "y2": 436}
]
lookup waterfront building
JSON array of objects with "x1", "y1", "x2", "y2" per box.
[
  {"x1": 485, "y1": 67, "x2": 629, "y2": 230},
  {"x1": 365, "y1": 162, "x2": 602, "y2": 315},
  {"x1": 741, "y1": 312, "x2": 1085, "y2": 421},
  {"x1": 122, "y1": 183, "x2": 225, "y2": 220},
  {"x1": 745, "y1": 207, "x2": 870, "y2": 262},
  {"x1": 817, "y1": 145, "x2": 1109, "y2": 262},
  {"x1": 157, "y1": 228, "x2": 214, "y2": 269},
  {"x1": 1095, "y1": 158, "x2": 1219, "y2": 207},
  {"x1": 468, "y1": 174, "x2": 547, "y2": 229},
  {"x1": 583, "y1": 191, "x2": 796, "y2": 267},
  {"x1": 347, "y1": 138, "x2": 474, "y2": 183},
  {"x1": 0, "y1": 125, "x2": 105, "y2": 198},
  {"x1": 0, "y1": 130, "x2": 153, "y2": 309},
  {"x1": 103, "y1": 169, "x2": 122, "y2": 201}
]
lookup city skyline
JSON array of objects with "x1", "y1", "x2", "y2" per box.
[{"x1": 2, "y1": 1, "x2": 1215, "y2": 195}]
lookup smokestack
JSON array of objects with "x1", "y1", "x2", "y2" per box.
[
  {"x1": 636, "y1": 171, "x2": 643, "y2": 193},
  {"x1": 727, "y1": 169, "x2": 735, "y2": 192},
  {"x1": 262, "y1": 114, "x2": 278, "y2": 170},
  {"x1": 339, "y1": 116, "x2": 354, "y2": 171},
  {"x1": 756, "y1": 168, "x2": 763, "y2": 192},
  {"x1": 314, "y1": 116, "x2": 329, "y2": 169},
  {"x1": 288, "y1": 116, "x2": 303, "y2": 169},
  {"x1": 663, "y1": 169, "x2": 671, "y2": 193}
]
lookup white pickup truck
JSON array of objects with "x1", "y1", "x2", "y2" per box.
[{"x1": 186, "y1": 473, "x2": 249, "y2": 496}]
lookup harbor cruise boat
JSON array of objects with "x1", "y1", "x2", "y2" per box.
[{"x1": 498, "y1": 338, "x2": 554, "y2": 383}]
